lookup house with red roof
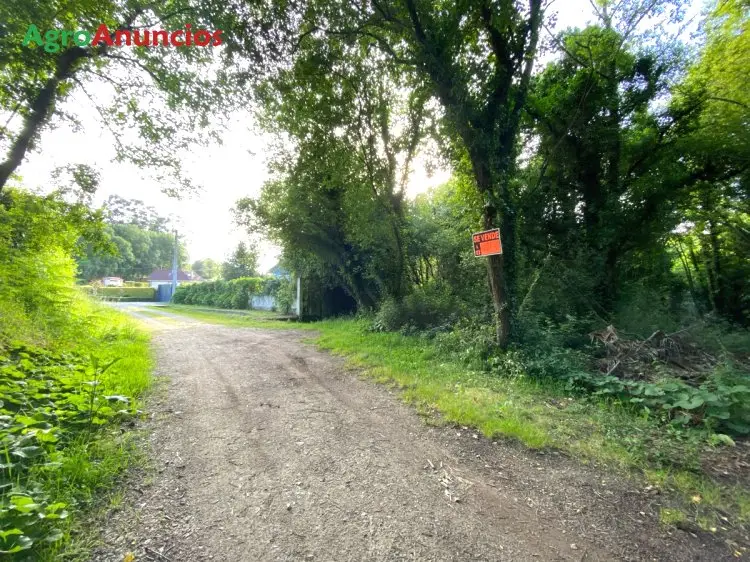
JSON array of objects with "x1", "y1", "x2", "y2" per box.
[{"x1": 147, "y1": 269, "x2": 202, "y2": 289}]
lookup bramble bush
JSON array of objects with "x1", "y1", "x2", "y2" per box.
[
  {"x1": 419, "y1": 306, "x2": 750, "y2": 436},
  {"x1": 565, "y1": 364, "x2": 750, "y2": 435}
]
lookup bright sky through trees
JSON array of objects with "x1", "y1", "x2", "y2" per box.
[{"x1": 11, "y1": 0, "x2": 702, "y2": 269}]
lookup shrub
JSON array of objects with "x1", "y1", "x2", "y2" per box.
[
  {"x1": 0, "y1": 188, "x2": 107, "y2": 342},
  {"x1": 373, "y1": 284, "x2": 461, "y2": 332},
  {"x1": 172, "y1": 277, "x2": 265, "y2": 309},
  {"x1": 565, "y1": 363, "x2": 750, "y2": 435},
  {"x1": 273, "y1": 278, "x2": 296, "y2": 314},
  {"x1": 261, "y1": 277, "x2": 282, "y2": 296},
  {"x1": 0, "y1": 187, "x2": 152, "y2": 557},
  {"x1": 434, "y1": 319, "x2": 497, "y2": 368},
  {"x1": 372, "y1": 297, "x2": 402, "y2": 331}
]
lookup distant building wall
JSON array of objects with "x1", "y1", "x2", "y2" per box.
[{"x1": 251, "y1": 295, "x2": 276, "y2": 311}]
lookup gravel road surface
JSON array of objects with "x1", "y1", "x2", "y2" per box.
[{"x1": 92, "y1": 306, "x2": 732, "y2": 561}]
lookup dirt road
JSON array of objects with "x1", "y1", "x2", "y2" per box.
[{"x1": 94, "y1": 306, "x2": 731, "y2": 561}]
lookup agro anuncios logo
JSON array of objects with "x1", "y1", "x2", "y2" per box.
[{"x1": 23, "y1": 24, "x2": 223, "y2": 53}]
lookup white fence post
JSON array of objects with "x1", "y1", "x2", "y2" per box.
[{"x1": 296, "y1": 276, "x2": 301, "y2": 317}]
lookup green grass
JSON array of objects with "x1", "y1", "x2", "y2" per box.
[
  {"x1": 80, "y1": 286, "x2": 155, "y2": 300},
  {"x1": 132, "y1": 308, "x2": 182, "y2": 322},
  {"x1": 0, "y1": 299, "x2": 153, "y2": 560},
  {"x1": 659, "y1": 507, "x2": 687, "y2": 526},
  {"x1": 166, "y1": 304, "x2": 294, "y2": 326},
  {"x1": 161, "y1": 306, "x2": 750, "y2": 532}
]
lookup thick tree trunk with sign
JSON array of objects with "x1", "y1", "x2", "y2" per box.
[
  {"x1": 475, "y1": 164, "x2": 515, "y2": 348},
  {"x1": 373, "y1": 0, "x2": 543, "y2": 347},
  {"x1": 485, "y1": 243, "x2": 512, "y2": 346}
]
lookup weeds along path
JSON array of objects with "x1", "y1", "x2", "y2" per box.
[{"x1": 94, "y1": 306, "x2": 730, "y2": 561}]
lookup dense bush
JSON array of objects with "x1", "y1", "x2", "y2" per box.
[
  {"x1": 565, "y1": 365, "x2": 750, "y2": 435},
  {"x1": 260, "y1": 277, "x2": 282, "y2": 296},
  {"x1": 81, "y1": 286, "x2": 155, "y2": 301},
  {"x1": 428, "y1": 311, "x2": 750, "y2": 436},
  {"x1": 0, "y1": 343, "x2": 139, "y2": 554},
  {"x1": 1, "y1": 192, "x2": 84, "y2": 337},
  {"x1": 272, "y1": 278, "x2": 296, "y2": 314},
  {"x1": 172, "y1": 277, "x2": 264, "y2": 309},
  {"x1": 433, "y1": 319, "x2": 498, "y2": 368},
  {"x1": 373, "y1": 284, "x2": 462, "y2": 333}
]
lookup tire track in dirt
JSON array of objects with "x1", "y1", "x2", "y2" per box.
[{"x1": 92, "y1": 307, "x2": 734, "y2": 561}]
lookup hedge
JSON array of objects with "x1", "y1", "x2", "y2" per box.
[
  {"x1": 80, "y1": 286, "x2": 156, "y2": 301},
  {"x1": 172, "y1": 277, "x2": 265, "y2": 309}
]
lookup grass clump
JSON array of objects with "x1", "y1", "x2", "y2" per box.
[{"x1": 659, "y1": 507, "x2": 687, "y2": 526}]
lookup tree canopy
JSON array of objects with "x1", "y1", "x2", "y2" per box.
[
  {"x1": 233, "y1": 0, "x2": 749, "y2": 342},
  {"x1": 0, "y1": 0, "x2": 289, "y2": 194},
  {"x1": 221, "y1": 241, "x2": 258, "y2": 280},
  {"x1": 192, "y1": 258, "x2": 220, "y2": 280}
]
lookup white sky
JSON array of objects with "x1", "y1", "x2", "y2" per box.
[{"x1": 13, "y1": 0, "x2": 703, "y2": 272}]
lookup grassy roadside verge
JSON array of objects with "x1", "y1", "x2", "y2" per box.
[
  {"x1": 165, "y1": 305, "x2": 286, "y2": 325},
  {"x1": 1, "y1": 301, "x2": 152, "y2": 560},
  {"x1": 164, "y1": 305, "x2": 750, "y2": 538}
]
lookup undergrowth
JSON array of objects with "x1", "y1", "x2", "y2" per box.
[
  {"x1": 0, "y1": 301, "x2": 151, "y2": 559},
  {"x1": 0, "y1": 187, "x2": 154, "y2": 558}
]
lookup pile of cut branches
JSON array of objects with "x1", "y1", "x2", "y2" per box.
[{"x1": 588, "y1": 325, "x2": 720, "y2": 384}]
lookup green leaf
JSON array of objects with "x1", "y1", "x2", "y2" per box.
[
  {"x1": 10, "y1": 495, "x2": 40, "y2": 513},
  {"x1": 0, "y1": 529, "x2": 23, "y2": 540},
  {"x1": 674, "y1": 396, "x2": 705, "y2": 410},
  {"x1": 709, "y1": 433, "x2": 736, "y2": 447},
  {"x1": 42, "y1": 529, "x2": 63, "y2": 542},
  {"x1": 0, "y1": 533, "x2": 33, "y2": 553},
  {"x1": 726, "y1": 421, "x2": 750, "y2": 435},
  {"x1": 643, "y1": 386, "x2": 665, "y2": 397},
  {"x1": 11, "y1": 445, "x2": 44, "y2": 459}
]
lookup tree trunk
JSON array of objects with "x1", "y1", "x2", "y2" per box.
[
  {"x1": 387, "y1": 210, "x2": 408, "y2": 299},
  {"x1": 707, "y1": 218, "x2": 725, "y2": 314},
  {"x1": 484, "y1": 209, "x2": 511, "y2": 347},
  {"x1": 675, "y1": 238, "x2": 702, "y2": 313},
  {"x1": 473, "y1": 158, "x2": 513, "y2": 347},
  {"x1": 0, "y1": 47, "x2": 88, "y2": 192}
]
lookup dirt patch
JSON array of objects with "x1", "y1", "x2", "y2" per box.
[{"x1": 92, "y1": 309, "x2": 738, "y2": 561}]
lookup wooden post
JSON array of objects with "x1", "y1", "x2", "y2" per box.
[{"x1": 296, "y1": 276, "x2": 301, "y2": 318}]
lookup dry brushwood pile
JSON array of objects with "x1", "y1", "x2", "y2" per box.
[
  {"x1": 589, "y1": 325, "x2": 724, "y2": 385},
  {"x1": 574, "y1": 325, "x2": 750, "y2": 435}
]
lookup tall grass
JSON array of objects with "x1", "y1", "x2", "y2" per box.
[
  {"x1": 0, "y1": 297, "x2": 152, "y2": 559},
  {"x1": 0, "y1": 188, "x2": 152, "y2": 559}
]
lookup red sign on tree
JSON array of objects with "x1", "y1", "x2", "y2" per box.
[{"x1": 472, "y1": 228, "x2": 502, "y2": 256}]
